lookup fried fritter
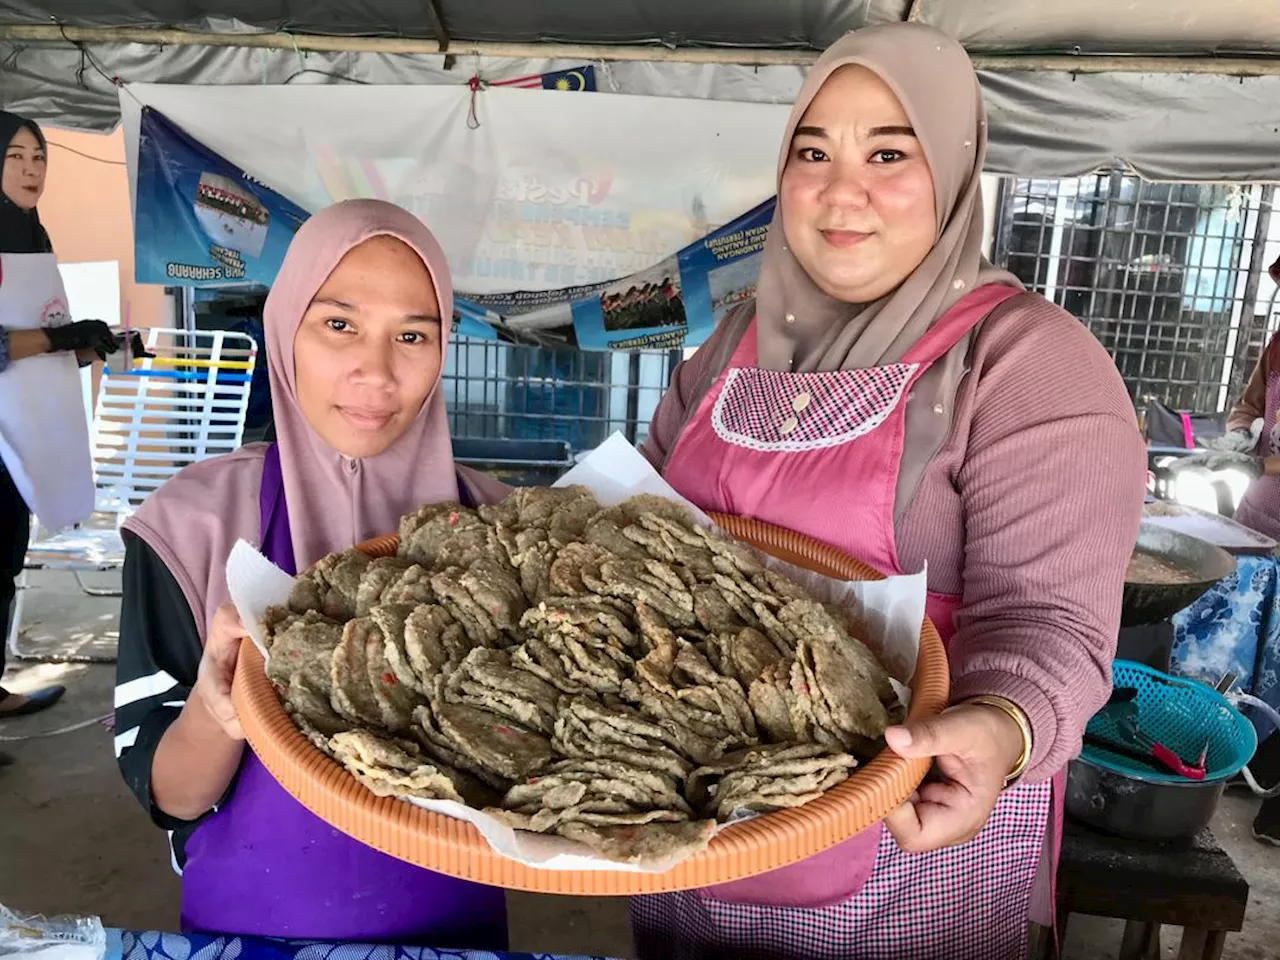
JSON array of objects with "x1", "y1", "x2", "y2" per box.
[
  {"x1": 355, "y1": 557, "x2": 417, "y2": 616},
  {"x1": 264, "y1": 610, "x2": 344, "y2": 698}
]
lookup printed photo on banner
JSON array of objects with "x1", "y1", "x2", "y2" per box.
[
  {"x1": 600, "y1": 259, "x2": 685, "y2": 334},
  {"x1": 709, "y1": 252, "x2": 763, "y2": 324},
  {"x1": 193, "y1": 173, "x2": 271, "y2": 260},
  {"x1": 135, "y1": 108, "x2": 309, "y2": 287},
  {"x1": 671, "y1": 197, "x2": 774, "y2": 346}
]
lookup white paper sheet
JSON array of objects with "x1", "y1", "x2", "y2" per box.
[
  {"x1": 226, "y1": 539, "x2": 300, "y2": 658},
  {"x1": 227, "y1": 431, "x2": 928, "y2": 873}
]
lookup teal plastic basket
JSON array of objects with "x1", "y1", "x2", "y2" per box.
[{"x1": 1081, "y1": 660, "x2": 1257, "y2": 784}]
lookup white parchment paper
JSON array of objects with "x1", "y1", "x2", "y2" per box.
[{"x1": 227, "y1": 432, "x2": 928, "y2": 873}]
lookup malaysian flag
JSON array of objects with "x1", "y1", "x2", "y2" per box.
[{"x1": 490, "y1": 65, "x2": 597, "y2": 92}]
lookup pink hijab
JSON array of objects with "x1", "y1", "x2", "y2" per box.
[{"x1": 125, "y1": 199, "x2": 506, "y2": 638}]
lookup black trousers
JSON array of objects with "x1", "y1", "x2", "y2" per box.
[{"x1": 0, "y1": 462, "x2": 30, "y2": 678}]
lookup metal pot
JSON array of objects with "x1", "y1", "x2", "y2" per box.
[
  {"x1": 1065, "y1": 755, "x2": 1225, "y2": 841},
  {"x1": 1122, "y1": 521, "x2": 1236, "y2": 626}
]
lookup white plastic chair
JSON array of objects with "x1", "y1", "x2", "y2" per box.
[{"x1": 9, "y1": 327, "x2": 257, "y2": 661}]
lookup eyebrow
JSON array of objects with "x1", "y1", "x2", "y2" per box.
[
  {"x1": 311, "y1": 297, "x2": 440, "y2": 323},
  {"x1": 793, "y1": 124, "x2": 917, "y2": 139}
]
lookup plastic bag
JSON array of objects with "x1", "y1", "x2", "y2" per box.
[{"x1": 0, "y1": 904, "x2": 106, "y2": 960}]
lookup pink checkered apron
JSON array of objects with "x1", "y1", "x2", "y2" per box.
[
  {"x1": 1232, "y1": 342, "x2": 1280, "y2": 540},
  {"x1": 632, "y1": 284, "x2": 1058, "y2": 960}
]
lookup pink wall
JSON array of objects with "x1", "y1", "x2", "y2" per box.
[{"x1": 38, "y1": 126, "x2": 166, "y2": 327}]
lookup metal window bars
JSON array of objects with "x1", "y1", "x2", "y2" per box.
[
  {"x1": 441, "y1": 337, "x2": 681, "y2": 458},
  {"x1": 991, "y1": 173, "x2": 1279, "y2": 415}
]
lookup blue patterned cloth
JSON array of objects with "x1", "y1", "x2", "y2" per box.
[
  {"x1": 108, "y1": 931, "x2": 614, "y2": 960},
  {"x1": 1172, "y1": 553, "x2": 1280, "y2": 739}
]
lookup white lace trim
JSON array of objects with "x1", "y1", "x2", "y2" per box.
[{"x1": 710, "y1": 365, "x2": 918, "y2": 453}]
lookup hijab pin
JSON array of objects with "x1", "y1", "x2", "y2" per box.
[
  {"x1": 964, "y1": 140, "x2": 973, "y2": 148},
  {"x1": 953, "y1": 279, "x2": 966, "y2": 290},
  {"x1": 785, "y1": 312, "x2": 797, "y2": 324}
]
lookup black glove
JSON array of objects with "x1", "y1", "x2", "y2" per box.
[
  {"x1": 1168, "y1": 451, "x2": 1264, "y2": 479},
  {"x1": 45, "y1": 320, "x2": 119, "y2": 360}
]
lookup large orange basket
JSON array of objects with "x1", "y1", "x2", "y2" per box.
[{"x1": 232, "y1": 512, "x2": 950, "y2": 894}]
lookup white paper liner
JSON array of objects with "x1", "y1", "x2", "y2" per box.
[{"x1": 227, "y1": 431, "x2": 928, "y2": 873}]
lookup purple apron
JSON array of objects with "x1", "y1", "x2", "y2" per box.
[{"x1": 179, "y1": 444, "x2": 505, "y2": 947}]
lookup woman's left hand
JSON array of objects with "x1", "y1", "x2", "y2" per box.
[{"x1": 881, "y1": 703, "x2": 1026, "y2": 853}]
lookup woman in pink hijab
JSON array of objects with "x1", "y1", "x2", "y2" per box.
[
  {"x1": 632, "y1": 23, "x2": 1146, "y2": 960},
  {"x1": 112, "y1": 200, "x2": 508, "y2": 946}
]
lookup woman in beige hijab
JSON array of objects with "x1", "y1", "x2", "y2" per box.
[{"x1": 634, "y1": 23, "x2": 1146, "y2": 960}]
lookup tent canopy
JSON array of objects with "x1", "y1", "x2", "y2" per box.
[
  {"x1": 2, "y1": 1, "x2": 1280, "y2": 179},
  {"x1": 3, "y1": 1, "x2": 1279, "y2": 54}
]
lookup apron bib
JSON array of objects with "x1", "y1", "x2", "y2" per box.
[
  {"x1": 635, "y1": 285, "x2": 1057, "y2": 959},
  {"x1": 0, "y1": 254, "x2": 94, "y2": 531}
]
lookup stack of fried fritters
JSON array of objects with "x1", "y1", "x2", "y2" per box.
[{"x1": 262, "y1": 488, "x2": 901, "y2": 864}]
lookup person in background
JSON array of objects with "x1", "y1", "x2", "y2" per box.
[
  {"x1": 1202, "y1": 254, "x2": 1280, "y2": 537},
  {"x1": 0, "y1": 110, "x2": 121, "y2": 746},
  {"x1": 633, "y1": 23, "x2": 1145, "y2": 959},
  {"x1": 114, "y1": 200, "x2": 509, "y2": 946},
  {"x1": 1191, "y1": 252, "x2": 1280, "y2": 846}
]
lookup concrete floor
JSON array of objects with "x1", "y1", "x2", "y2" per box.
[{"x1": 3, "y1": 570, "x2": 1280, "y2": 959}]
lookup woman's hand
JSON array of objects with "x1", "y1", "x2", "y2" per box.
[
  {"x1": 45, "y1": 319, "x2": 117, "y2": 359},
  {"x1": 193, "y1": 603, "x2": 249, "y2": 741},
  {"x1": 151, "y1": 603, "x2": 250, "y2": 819},
  {"x1": 881, "y1": 702, "x2": 1026, "y2": 853}
]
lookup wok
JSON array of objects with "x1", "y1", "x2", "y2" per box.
[
  {"x1": 1121, "y1": 521, "x2": 1236, "y2": 627},
  {"x1": 1066, "y1": 756, "x2": 1224, "y2": 841}
]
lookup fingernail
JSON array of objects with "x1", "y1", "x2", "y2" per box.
[{"x1": 889, "y1": 726, "x2": 911, "y2": 747}]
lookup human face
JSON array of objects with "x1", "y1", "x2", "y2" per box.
[
  {"x1": 293, "y1": 235, "x2": 444, "y2": 459},
  {"x1": 780, "y1": 65, "x2": 937, "y2": 304},
  {"x1": 3, "y1": 125, "x2": 47, "y2": 210}
]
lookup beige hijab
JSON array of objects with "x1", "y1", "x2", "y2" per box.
[
  {"x1": 756, "y1": 22, "x2": 1021, "y2": 376},
  {"x1": 125, "y1": 200, "x2": 507, "y2": 637}
]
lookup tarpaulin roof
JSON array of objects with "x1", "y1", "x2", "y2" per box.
[
  {"x1": 3, "y1": 1, "x2": 1280, "y2": 179},
  {"x1": 3, "y1": 1, "x2": 1279, "y2": 53}
]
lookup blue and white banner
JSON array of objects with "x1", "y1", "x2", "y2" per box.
[{"x1": 134, "y1": 108, "x2": 775, "y2": 350}]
